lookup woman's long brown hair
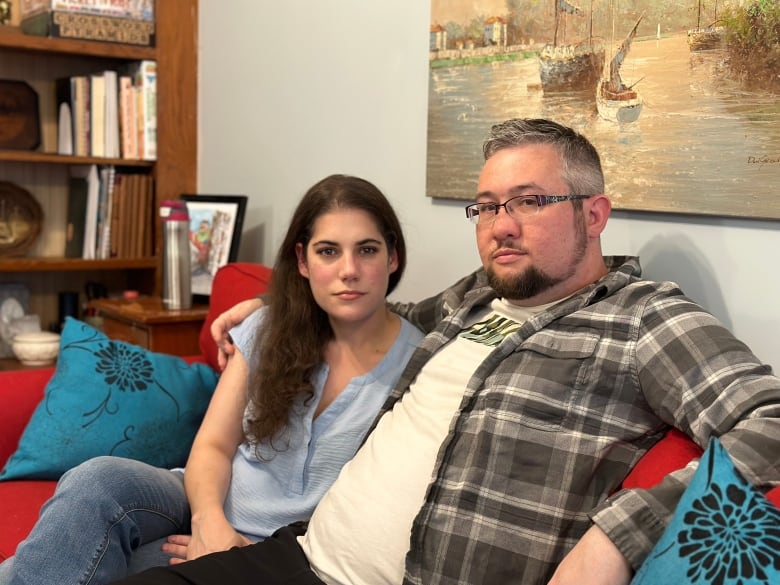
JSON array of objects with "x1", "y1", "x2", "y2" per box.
[{"x1": 244, "y1": 174, "x2": 406, "y2": 448}]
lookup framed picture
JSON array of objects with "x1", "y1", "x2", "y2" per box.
[
  {"x1": 180, "y1": 194, "x2": 248, "y2": 298},
  {"x1": 427, "y1": 2, "x2": 780, "y2": 220}
]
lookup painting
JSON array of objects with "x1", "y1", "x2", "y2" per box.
[
  {"x1": 180, "y1": 194, "x2": 247, "y2": 297},
  {"x1": 427, "y1": 0, "x2": 780, "y2": 220}
]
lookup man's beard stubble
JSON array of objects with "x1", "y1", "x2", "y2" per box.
[
  {"x1": 486, "y1": 265, "x2": 559, "y2": 300},
  {"x1": 486, "y1": 212, "x2": 588, "y2": 301}
]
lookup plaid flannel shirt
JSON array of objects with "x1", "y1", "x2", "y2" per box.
[{"x1": 385, "y1": 256, "x2": 780, "y2": 584}]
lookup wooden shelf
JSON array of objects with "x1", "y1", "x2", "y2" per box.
[
  {"x1": 0, "y1": 1, "x2": 197, "y2": 364},
  {"x1": 0, "y1": 28, "x2": 156, "y2": 60},
  {"x1": 0, "y1": 357, "x2": 56, "y2": 371},
  {"x1": 0, "y1": 150, "x2": 155, "y2": 167},
  {"x1": 0, "y1": 257, "x2": 157, "y2": 272}
]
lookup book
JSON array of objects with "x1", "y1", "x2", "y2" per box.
[
  {"x1": 96, "y1": 165, "x2": 116, "y2": 259},
  {"x1": 89, "y1": 72, "x2": 105, "y2": 157},
  {"x1": 118, "y1": 75, "x2": 138, "y2": 159},
  {"x1": 138, "y1": 174, "x2": 153, "y2": 257},
  {"x1": 71, "y1": 75, "x2": 90, "y2": 157},
  {"x1": 20, "y1": 1, "x2": 156, "y2": 46},
  {"x1": 64, "y1": 173, "x2": 88, "y2": 258},
  {"x1": 109, "y1": 173, "x2": 123, "y2": 258},
  {"x1": 82, "y1": 164, "x2": 100, "y2": 259},
  {"x1": 21, "y1": 1, "x2": 155, "y2": 21},
  {"x1": 121, "y1": 60, "x2": 156, "y2": 160},
  {"x1": 103, "y1": 70, "x2": 120, "y2": 158}
]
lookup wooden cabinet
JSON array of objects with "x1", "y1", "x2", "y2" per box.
[
  {"x1": 89, "y1": 296, "x2": 208, "y2": 356},
  {"x1": 0, "y1": 1, "x2": 198, "y2": 337}
]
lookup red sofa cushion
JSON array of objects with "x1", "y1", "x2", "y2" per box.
[
  {"x1": 0, "y1": 481, "x2": 55, "y2": 561},
  {"x1": 0, "y1": 368, "x2": 53, "y2": 467},
  {"x1": 622, "y1": 428, "x2": 780, "y2": 507},
  {"x1": 198, "y1": 262, "x2": 272, "y2": 371},
  {"x1": 622, "y1": 429, "x2": 704, "y2": 490}
]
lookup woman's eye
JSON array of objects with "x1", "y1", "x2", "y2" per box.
[
  {"x1": 360, "y1": 246, "x2": 379, "y2": 255},
  {"x1": 316, "y1": 248, "x2": 337, "y2": 256}
]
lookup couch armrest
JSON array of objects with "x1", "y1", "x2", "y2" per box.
[{"x1": 0, "y1": 367, "x2": 55, "y2": 468}]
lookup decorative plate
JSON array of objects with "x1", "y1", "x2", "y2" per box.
[
  {"x1": 0, "y1": 181, "x2": 43, "y2": 257},
  {"x1": 0, "y1": 80, "x2": 41, "y2": 150}
]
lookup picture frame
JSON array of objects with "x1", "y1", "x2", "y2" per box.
[
  {"x1": 180, "y1": 194, "x2": 248, "y2": 299},
  {"x1": 426, "y1": 2, "x2": 780, "y2": 220}
]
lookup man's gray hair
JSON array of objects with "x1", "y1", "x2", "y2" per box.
[{"x1": 483, "y1": 118, "x2": 605, "y2": 196}]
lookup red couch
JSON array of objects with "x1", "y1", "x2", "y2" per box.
[
  {"x1": 1, "y1": 262, "x2": 777, "y2": 561},
  {"x1": 0, "y1": 262, "x2": 272, "y2": 561}
]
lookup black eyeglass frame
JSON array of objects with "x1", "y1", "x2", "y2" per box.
[{"x1": 464, "y1": 194, "x2": 592, "y2": 224}]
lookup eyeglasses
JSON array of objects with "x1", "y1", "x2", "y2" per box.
[{"x1": 464, "y1": 194, "x2": 592, "y2": 225}]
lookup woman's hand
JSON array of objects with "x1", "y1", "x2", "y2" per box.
[
  {"x1": 210, "y1": 298, "x2": 264, "y2": 370},
  {"x1": 163, "y1": 524, "x2": 252, "y2": 564}
]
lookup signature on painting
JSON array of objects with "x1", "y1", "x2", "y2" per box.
[{"x1": 747, "y1": 155, "x2": 780, "y2": 167}]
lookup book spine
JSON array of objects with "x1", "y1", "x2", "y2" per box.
[
  {"x1": 22, "y1": 0, "x2": 151, "y2": 17},
  {"x1": 137, "y1": 60, "x2": 156, "y2": 161},
  {"x1": 89, "y1": 73, "x2": 106, "y2": 158},
  {"x1": 118, "y1": 75, "x2": 138, "y2": 159},
  {"x1": 64, "y1": 173, "x2": 88, "y2": 258},
  {"x1": 109, "y1": 174, "x2": 123, "y2": 258},
  {"x1": 43, "y1": 1, "x2": 155, "y2": 20},
  {"x1": 81, "y1": 164, "x2": 100, "y2": 259},
  {"x1": 72, "y1": 76, "x2": 90, "y2": 157},
  {"x1": 53, "y1": 12, "x2": 155, "y2": 46},
  {"x1": 103, "y1": 70, "x2": 120, "y2": 159}
]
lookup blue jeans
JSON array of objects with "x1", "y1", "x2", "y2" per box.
[{"x1": 0, "y1": 456, "x2": 190, "y2": 585}]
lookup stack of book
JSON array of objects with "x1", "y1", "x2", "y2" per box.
[
  {"x1": 20, "y1": 0, "x2": 155, "y2": 47},
  {"x1": 65, "y1": 164, "x2": 155, "y2": 260},
  {"x1": 56, "y1": 60, "x2": 156, "y2": 161}
]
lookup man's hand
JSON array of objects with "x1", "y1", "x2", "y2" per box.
[
  {"x1": 548, "y1": 525, "x2": 632, "y2": 585},
  {"x1": 210, "y1": 298, "x2": 264, "y2": 370}
]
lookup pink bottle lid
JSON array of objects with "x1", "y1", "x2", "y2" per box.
[{"x1": 159, "y1": 199, "x2": 189, "y2": 221}]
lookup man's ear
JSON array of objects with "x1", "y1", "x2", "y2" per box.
[
  {"x1": 585, "y1": 194, "x2": 611, "y2": 237},
  {"x1": 296, "y1": 243, "x2": 309, "y2": 278}
]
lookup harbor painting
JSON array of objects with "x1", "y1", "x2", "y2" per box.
[{"x1": 427, "y1": 1, "x2": 780, "y2": 220}]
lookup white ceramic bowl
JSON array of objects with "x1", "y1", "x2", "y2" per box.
[{"x1": 12, "y1": 331, "x2": 61, "y2": 366}]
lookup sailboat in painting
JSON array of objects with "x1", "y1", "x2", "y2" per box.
[
  {"x1": 596, "y1": 12, "x2": 643, "y2": 124},
  {"x1": 688, "y1": 0, "x2": 724, "y2": 51},
  {"x1": 538, "y1": 0, "x2": 605, "y2": 93}
]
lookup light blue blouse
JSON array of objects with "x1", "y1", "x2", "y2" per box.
[{"x1": 220, "y1": 307, "x2": 423, "y2": 541}]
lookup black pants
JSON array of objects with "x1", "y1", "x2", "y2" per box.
[{"x1": 112, "y1": 525, "x2": 325, "y2": 585}]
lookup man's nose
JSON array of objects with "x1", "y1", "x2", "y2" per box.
[{"x1": 490, "y1": 205, "x2": 521, "y2": 238}]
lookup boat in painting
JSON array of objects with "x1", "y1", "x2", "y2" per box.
[
  {"x1": 596, "y1": 13, "x2": 643, "y2": 124},
  {"x1": 538, "y1": 0, "x2": 605, "y2": 93},
  {"x1": 688, "y1": 0, "x2": 724, "y2": 51}
]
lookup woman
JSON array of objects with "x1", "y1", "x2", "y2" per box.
[{"x1": 0, "y1": 174, "x2": 423, "y2": 584}]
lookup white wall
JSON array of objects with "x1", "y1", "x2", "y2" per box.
[{"x1": 198, "y1": 0, "x2": 780, "y2": 369}]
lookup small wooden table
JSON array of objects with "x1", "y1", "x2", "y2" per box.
[{"x1": 89, "y1": 297, "x2": 209, "y2": 356}]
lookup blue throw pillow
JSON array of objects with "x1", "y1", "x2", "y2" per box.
[
  {"x1": 0, "y1": 317, "x2": 219, "y2": 480},
  {"x1": 632, "y1": 438, "x2": 780, "y2": 585}
]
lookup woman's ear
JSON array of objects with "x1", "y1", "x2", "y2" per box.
[
  {"x1": 296, "y1": 243, "x2": 309, "y2": 278},
  {"x1": 388, "y1": 248, "x2": 399, "y2": 274}
]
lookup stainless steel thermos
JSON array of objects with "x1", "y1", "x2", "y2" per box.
[{"x1": 160, "y1": 200, "x2": 192, "y2": 310}]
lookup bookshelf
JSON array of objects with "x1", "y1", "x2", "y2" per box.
[{"x1": 0, "y1": 1, "x2": 198, "y2": 340}]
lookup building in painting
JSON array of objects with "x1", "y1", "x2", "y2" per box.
[
  {"x1": 430, "y1": 23, "x2": 447, "y2": 51},
  {"x1": 484, "y1": 16, "x2": 507, "y2": 47}
]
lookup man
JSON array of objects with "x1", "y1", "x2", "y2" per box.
[{"x1": 116, "y1": 119, "x2": 780, "y2": 584}]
